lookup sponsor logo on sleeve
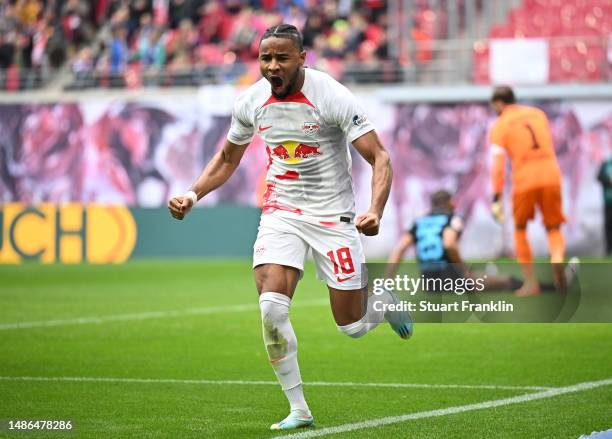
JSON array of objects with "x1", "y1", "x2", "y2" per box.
[{"x1": 352, "y1": 114, "x2": 367, "y2": 126}]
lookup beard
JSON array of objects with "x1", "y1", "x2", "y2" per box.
[{"x1": 271, "y1": 68, "x2": 301, "y2": 99}]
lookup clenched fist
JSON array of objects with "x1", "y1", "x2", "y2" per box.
[
  {"x1": 168, "y1": 195, "x2": 194, "y2": 220},
  {"x1": 356, "y1": 211, "x2": 381, "y2": 236}
]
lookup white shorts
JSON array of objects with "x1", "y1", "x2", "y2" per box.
[{"x1": 253, "y1": 214, "x2": 367, "y2": 290}]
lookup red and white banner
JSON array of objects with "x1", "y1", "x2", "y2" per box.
[{"x1": 0, "y1": 90, "x2": 610, "y2": 257}]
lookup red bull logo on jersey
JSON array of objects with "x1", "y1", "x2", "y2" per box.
[
  {"x1": 271, "y1": 145, "x2": 290, "y2": 159},
  {"x1": 295, "y1": 143, "x2": 321, "y2": 158},
  {"x1": 269, "y1": 141, "x2": 321, "y2": 164}
]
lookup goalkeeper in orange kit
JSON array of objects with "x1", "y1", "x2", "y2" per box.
[{"x1": 489, "y1": 86, "x2": 566, "y2": 296}]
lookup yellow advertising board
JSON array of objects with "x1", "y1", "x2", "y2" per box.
[{"x1": 0, "y1": 204, "x2": 136, "y2": 264}]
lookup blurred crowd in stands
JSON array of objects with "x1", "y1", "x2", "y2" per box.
[
  {"x1": 0, "y1": 0, "x2": 397, "y2": 89},
  {"x1": 0, "y1": 0, "x2": 87, "y2": 88},
  {"x1": 0, "y1": 0, "x2": 610, "y2": 90}
]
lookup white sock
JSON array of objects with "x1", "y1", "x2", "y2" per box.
[
  {"x1": 259, "y1": 292, "x2": 310, "y2": 414},
  {"x1": 284, "y1": 384, "x2": 310, "y2": 414},
  {"x1": 337, "y1": 290, "x2": 393, "y2": 338}
]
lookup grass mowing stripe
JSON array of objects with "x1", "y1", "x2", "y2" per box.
[
  {"x1": 0, "y1": 299, "x2": 329, "y2": 330},
  {"x1": 277, "y1": 378, "x2": 612, "y2": 438},
  {"x1": 0, "y1": 376, "x2": 553, "y2": 391}
]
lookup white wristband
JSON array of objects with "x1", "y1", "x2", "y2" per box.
[{"x1": 185, "y1": 190, "x2": 198, "y2": 205}]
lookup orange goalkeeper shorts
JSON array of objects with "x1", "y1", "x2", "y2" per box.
[{"x1": 512, "y1": 185, "x2": 565, "y2": 229}]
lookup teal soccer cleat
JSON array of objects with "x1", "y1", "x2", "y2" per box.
[
  {"x1": 383, "y1": 289, "x2": 413, "y2": 339},
  {"x1": 270, "y1": 410, "x2": 314, "y2": 430}
]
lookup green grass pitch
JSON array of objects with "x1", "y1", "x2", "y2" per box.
[{"x1": 1, "y1": 260, "x2": 611, "y2": 438}]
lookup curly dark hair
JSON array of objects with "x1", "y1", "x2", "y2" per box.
[{"x1": 260, "y1": 24, "x2": 303, "y2": 51}]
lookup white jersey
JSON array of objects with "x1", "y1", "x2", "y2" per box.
[{"x1": 227, "y1": 68, "x2": 374, "y2": 224}]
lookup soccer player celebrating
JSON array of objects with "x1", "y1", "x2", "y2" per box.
[
  {"x1": 489, "y1": 86, "x2": 566, "y2": 296},
  {"x1": 167, "y1": 24, "x2": 412, "y2": 431}
]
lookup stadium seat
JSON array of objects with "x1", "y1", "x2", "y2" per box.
[{"x1": 474, "y1": 0, "x2": 611, "y2": 83}]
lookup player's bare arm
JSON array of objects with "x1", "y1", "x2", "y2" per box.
[
  {"x1": 388, "y1": 233, "x2": 414, "y2": 265},
  {"x1": 167, "y1": 140, "x2": 249, "y2": 220},
  {"x1": 351, "y1": 130, "x2": 393, "y2": 236},
  {"x1": 385, "y1": 233, "x2": 413, "y2": 278},
  {"x1": 442, "y1": 227, "x2": 466, "y2": 272}
]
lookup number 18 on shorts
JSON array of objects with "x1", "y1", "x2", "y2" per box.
[{"x1": 253, "y1": 215, "x2": 367, "y2": 290}]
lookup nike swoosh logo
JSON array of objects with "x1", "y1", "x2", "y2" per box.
[
  {"x1": 259, "y1": 125, "x2": 272, "y2": 132},
  {"x1": 336, "y1": 275, "x2": 355, "y2": 283}
]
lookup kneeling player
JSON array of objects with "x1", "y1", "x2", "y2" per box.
[{"x1": 387, "y1": 190, "x2": 548, "y2": 292}]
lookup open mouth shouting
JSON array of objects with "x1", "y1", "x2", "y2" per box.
[{"x1": 269, "y1": 75, "x2": 285, "y2": 96}]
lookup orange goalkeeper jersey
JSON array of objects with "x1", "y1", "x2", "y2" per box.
[{"x1": 490, "y1": 104, "x2": 562, "y2": 194}]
